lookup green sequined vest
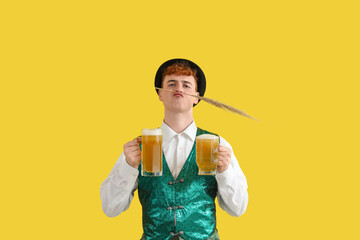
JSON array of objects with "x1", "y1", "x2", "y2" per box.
[{"x1": 138, "y1": 128, "x2": 219, "y2": 240}]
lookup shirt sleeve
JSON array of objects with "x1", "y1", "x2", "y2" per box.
[
  {"x1": 100, "y1": 152, "x2": 139, "y2": 217},
  {"x1": 216, "y1": 136, "x2": 249, "y2": 217}
]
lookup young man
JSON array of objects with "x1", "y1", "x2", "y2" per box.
[{"x1": 100, "y1": 59, "x2": 248, "y2": 240}]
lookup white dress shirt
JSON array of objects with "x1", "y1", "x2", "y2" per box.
[{"x1": 100, "y1": 121, "x2": 248, "y2": 218}]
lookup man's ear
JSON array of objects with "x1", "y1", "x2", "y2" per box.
[
  {"x1": 194, "y1": 92, "x2": 200, "y2": 104},
  {"x1": 158, "y1": 90, "x2": 163, "y2": 102}
]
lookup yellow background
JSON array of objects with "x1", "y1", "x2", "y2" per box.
[{"x1": 1, "y1": 0, "x2": 359, "y2": 239}]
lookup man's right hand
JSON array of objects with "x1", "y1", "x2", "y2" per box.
[{"x1": 123, "y1": 137, "x2": 142, "y2": 169}]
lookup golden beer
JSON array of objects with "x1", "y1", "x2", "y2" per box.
[
  {"x1": 196, "y1": 134, "x2": 219, "y2": 175},
  {"x1": 141, "y1": 128, "x2": 162, "y2": 176}
]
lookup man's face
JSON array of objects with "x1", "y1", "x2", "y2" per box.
[{"x1": 158, "y1": 74, "x2": 199, "y2": 113}]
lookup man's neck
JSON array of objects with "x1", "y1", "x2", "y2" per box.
[{"x1": 163, "y1": 110, "x2": 194, "y2": 134}]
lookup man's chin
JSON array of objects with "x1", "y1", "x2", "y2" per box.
[{"x1": 164, "y1": 104, "x2": 193, "y2": 113}]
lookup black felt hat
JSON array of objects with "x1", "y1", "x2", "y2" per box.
[{"x1": 154, "y1": 58, "x2": 206, "y2": 106}]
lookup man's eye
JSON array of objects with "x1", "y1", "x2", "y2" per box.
[
  {"x1": 168, "y1": 83, "x2": 175, "y2": 87},
  {"x1": 184, "y1": 85, "x2": 190, "y2": 88}
]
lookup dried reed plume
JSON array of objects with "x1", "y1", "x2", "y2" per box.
[{"x1": 155, "y1": 87, "x2": 258, "y2": 121}]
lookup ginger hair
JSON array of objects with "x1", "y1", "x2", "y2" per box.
[{"x1": 162, "y1": 62, "x2": 198, "y2": 89}]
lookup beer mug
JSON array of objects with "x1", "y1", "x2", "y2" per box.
[
  {"x1": 141, "y1": 128, "x2": 163, "y2": 176},
  {"x1": 196, "y1": 134, "x2": 219, "y2": 175}
]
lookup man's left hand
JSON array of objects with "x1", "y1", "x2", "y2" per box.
[{"x1": 217, "y1": 146, "x2": 232, "y2": 173}]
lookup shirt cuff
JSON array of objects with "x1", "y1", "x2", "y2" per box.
[
  {"x1": 216, "y1": 165, "x2": 234, "y2": 186},
  {"x1": 117, "y1": 159, "x2": 139, "y2": 179}
]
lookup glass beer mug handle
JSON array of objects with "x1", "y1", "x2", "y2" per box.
[
  {"x1": 213, "y1": 145, "x2": 218, "y2": 154},
  {"x1": 213, "y1": 144, "x2": 219, "y2": 163}
]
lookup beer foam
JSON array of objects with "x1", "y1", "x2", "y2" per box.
[
  {"x1": 142, "y1": 128, "x2": 162, "y2": 135},
  {"x1": 196, "y1": 134, "x2": 219, "y2": 140}
]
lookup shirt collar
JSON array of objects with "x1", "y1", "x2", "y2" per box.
[{"x1": 160, "y1": 120, "x2": 197, "y2": 146}]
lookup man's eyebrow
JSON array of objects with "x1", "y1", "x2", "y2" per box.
[{"x1": 166, "y1": 79, "x2": 193, "y2": 85}]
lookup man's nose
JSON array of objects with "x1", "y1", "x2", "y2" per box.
[{"x1": 175, "y1": 85, "x2": 183, "y2": 92}]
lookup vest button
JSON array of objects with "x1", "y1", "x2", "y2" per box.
[
  {"x1": 168, "y1": 207, "x2": 172, "y2": 210},
  {"x1": 170, "y1": 232, "x2": 174, "y2": 236},
  {"x1": 168, "y1": 181, "x2": 173, "y2": 185},
  {"x1": 179, "y1": 231, "x2": 184, "y2": 235},
  {"x1": 179, "y1": 205, "x2": 183, "y2": 209},
  {"x1": 179, "y1": 178, "x2": 184, "y2": 183}
]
